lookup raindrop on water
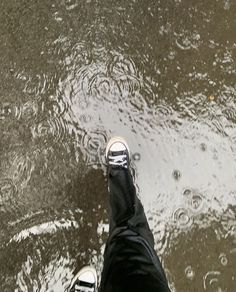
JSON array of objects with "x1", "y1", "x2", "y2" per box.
[
  {"x1": 31, "y1": 116, "x2": 68, "y2": 146},
  {"x1": 203, "y1": 271, "x2": 222, "y2": 291},
  {"x1": 183, "y1": 189, "x2": 191, "y2": 196},
  {"x1": 183, "y1": 188, "x2": 204, "y2": 213},
  {"x1": 21, "y1": 101, "x2": 39, "y2": 121},
  {"x1": 0, "y1": 103, "x2": 21, "y2": 120},
  {"x1": 156, "y1": 104, "x2": 173, "y2": 117},
  {"x1": 219, "y1": 253, "x2": 228, "y2": 266},
  {"x1": 172, "y1": 169, "x2": 181, "y2": 181},
  {"x1": 190, "y1": 194, "x2": 203, "y2": 211},
  {"x1": 200, "y1": 143, "x2": 207, "y2": 151},
  {"x1": 173, "y1": 208, "x2": 192, "y2": 227},
  {"x1": 185, "y1": 265, "x2": 195, "y2": 280},
  {"x1": 81, "y1": 130, "x2": 107, "y2": 166},
  {"x1": 132, "y1": 153, "x2": 141, "y2": 161}
]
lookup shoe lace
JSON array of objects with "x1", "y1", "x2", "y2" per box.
[{"x1": 109, "y1": 154, "x2": 127, "y2": 167}]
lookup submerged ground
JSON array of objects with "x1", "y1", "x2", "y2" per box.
[{"x1": 0, "y1": 0, "x2": 236, "y2": 291}]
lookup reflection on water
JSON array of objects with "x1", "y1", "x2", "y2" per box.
[{"x1": 0, "y1": 0, "x2": 236, "y2": 291}]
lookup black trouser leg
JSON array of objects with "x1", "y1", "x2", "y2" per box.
[
  {"x1": 100, "y1": 168, "x2": 170, "y2": 292},
  {"x1": 107, "y1": 168, "x2": 154, "y2": 246}
]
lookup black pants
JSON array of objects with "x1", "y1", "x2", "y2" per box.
[{"x1": 100, "y1": 168, "x2": 171, "y2": 292}]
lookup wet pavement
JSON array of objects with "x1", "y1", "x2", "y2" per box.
[{"x1": 0, "y1": 0, "x2": 236, "y2": 291}]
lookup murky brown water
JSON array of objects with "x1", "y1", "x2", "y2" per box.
[{"x1": 0, "y1": 0, "x2": 236, "y2": 291}]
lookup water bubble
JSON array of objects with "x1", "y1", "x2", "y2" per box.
[
  {"x1": 183, "y1": 189, "x2": 191, "y2": 196},
  {"x1": 132, "y1": 153, "x2": 141, "y2": 161},
  {"x1": 200, "y1": 143, "x2": 207, "y2": 151},
  {"x1": 190, "y1": 194, "x2": 203, "y2": 212},
  {"x1": 172, "y1": 170, "x2": 181, "y2": 181},
  {"x1": 183, "y1": 189, "x2": 204, "y2": 214},
  {"x1": 219, "y1": 253, "x2": 228, "y2": 266},
  {"x1": 168, "y1": 51, "x2": 176, "y2": 60},
  {"x1": 185, "y1": 266, "x2": 195, "y2": 280},
  {"x1": 173, "y1": 208, "x2": 192, "y2": 227}
]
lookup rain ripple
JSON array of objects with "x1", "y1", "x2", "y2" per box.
[
  {"x1": 31, "y1": 116, "x2": 69, "y2": 146},
  {"x1": 173, "y1": 189, "x2": 205, "y2": 228},
  {"x1": 222, "y1": 107, "x2": 236, "y2": 123},
  {"x1": 88, "y1": 68, "x2": 123, "y2": 102},
  {"x1": 21, "y1": 101, "x2": 39, "y2": 122},
  {"x1": 68, "y1": 53, "x2": 142, "y2": 108},
  {"x1": 81, "y1": 130, "x2": 107, "y2": 166},
  {"x1": 22, "y1": 73, "x2": 53, "y2": 97},
  {"x1": 0, "y1": 102, "x2": 21, "y2": 120},
  {"x1": 0, "y1": 178, "x2": 17, "y2": 212},
  {"x1": 173, "y1": 208, "x2": 193, "y2": 228},
  {"x1": 155, "y1": 104, "x2": 173, "y2": 117},
  {"x1": 68, "y1": 63, "x2": 122, "y2": 105},
  {"x1": 185, "y1": 265, "x2": 195, "y2": 280},
  {"x1": 183, "y1": 189, "x2": 204, "y2": 214},
  {"x1": 219, "y1": 253, "x2": 228, "y2": 266},
  {"x1": 203, "y1": 271, "x2": 222, "y2": 291},
  {"x1": 0, "y1": 100, "x2": 39, "y2": 122},
  {"x1": 175, "y1": 31, "x2": 202, "y2": 51},
  {"x1": 108, "y1": 54, "x2": 141, "y2": 98},
  {"x1": 11, "y1": 154, "x2": 34, "y2": 188}
]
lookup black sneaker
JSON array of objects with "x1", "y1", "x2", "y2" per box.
[
  {"x1": 105, "y1": 136, "x2": 130, "y2": 169},
  {"x1": 69, "y1": 266, "x2": 97, "y2": 292}
]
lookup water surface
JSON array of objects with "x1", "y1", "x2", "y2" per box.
[{"x1": 0, "y1": 0, "x2": 236, "y2": 291}]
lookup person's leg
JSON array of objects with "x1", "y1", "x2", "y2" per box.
[
  {"x1": 100, "y1": 137, "x2": 170, "y2": 292},
  {"x1": 108, "y1": 167, "x2": 154, "y2": 248}
]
